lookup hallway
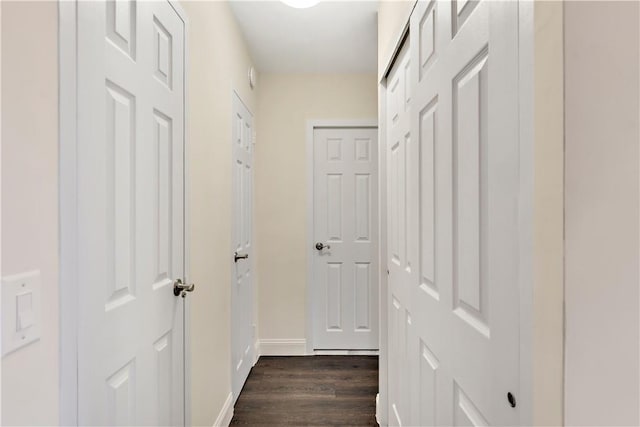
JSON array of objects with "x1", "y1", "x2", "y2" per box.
[
  {"x1": 1, "y1": 0, "x2": 639, "y2": 426},
  {"x1": 231, "y1": 356, "x2": 378, "y2": 426}
]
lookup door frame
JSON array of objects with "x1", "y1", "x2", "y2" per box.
[
  {"x1": 376, "y1": 2, "x2": 536, "y2": 425},
  {"x1": 58, "y1": 2, "x2": 191, "y2": 425},
  {"x1": 305, "y1": 119, "x2": 378, "y2": 355}
]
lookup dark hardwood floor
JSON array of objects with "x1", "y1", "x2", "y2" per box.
[{"x1": 230, "y1": 355, "x2": 379, "y2": 426}]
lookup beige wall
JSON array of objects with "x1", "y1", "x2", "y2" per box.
[
  {"x1": 532, "y1": 2, "x2": 564, "y2": 425},
  {"x1": 181, "y1": 1, "x2": 258, "y2": 425},
  {"x1": 564, "y1": 2, "x2": 640, "y2": 425},
  {"x1": 255, "y1": 74, "x2": 377, "y2": 342},
  {"x1": 377, "y1": 0, "x2": 415, "y2": 78},
  {"x1": 1, "y1": 2, "x2": 59, "y2": 425}
]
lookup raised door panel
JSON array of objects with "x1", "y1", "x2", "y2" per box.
[
  {"x1": 106, "y1": 360, "x2": 136, "y2": 426},
  {"x1": 355, "y1": 174, "x2": 371, "y2": 242},
  {"x1": 419, "y1": 1, "x2": 436, "y2": 80},
  {"x1": 419, "y1": 98, "x2": 438, "y2": 300},
  {"x1": 389, "y1": 297, "x2": 404, "y2": 427},
  {"x1": 105, "y1": 81, "x2": 136, "y2": 312},
  {"x1": 326, "y1": 263, "x2": 343, "y2": 330},
  {"x1": 354, "y1": 263, "x2": 371, "y2": 331},
  {"x1": 106, "y1": 0, "x2": 136, "y2": 60},
  {"x1": 453, "y1": 383, "x2": 489, "y2": 427},
  {"x1": 452, "y1": 49, "x2": 489, "y2": 339},
  {"x1": 418, "y1": 340, "x2": 439, "y2": 426},
  {"x1": 327, "y1": 174, "x2": 344, "y2": 241},
  {"x1": 234, "y1": 159, "x2": 244, "y2": 252},
  {"x1": 152, "y1": 110, "x2": 173, "y2": 290},
  {"x1": 243, "y1": 163, "x2": 252, "y2": 249},
  {"x1": 389, "y1": 140, "x2": 402, "y2": 266},
  {"x1": 153, "y1": 332, "x2": 172, "y2": 426},
  {"x1": 152, "y1": 16, "x2": 173, "y2": 88}
]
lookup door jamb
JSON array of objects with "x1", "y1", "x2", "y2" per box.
[
  {"x1": 58, "y1": 2, "x2": 191, "y2": 425},
  {"x1": 305, "y1": 119, "x2": 378, "y2": 355}
]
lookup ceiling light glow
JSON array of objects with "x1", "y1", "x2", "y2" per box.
[{"x1": 281, "y1": 0, "x2": 321, "y2": 9}]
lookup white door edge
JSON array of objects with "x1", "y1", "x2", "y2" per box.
[
  {"x1": 58, "y1": 2, "x2": 191, "y2": 425},
  {"x1": 305, "y1": 119, "x2": 378, "y2": 355}
]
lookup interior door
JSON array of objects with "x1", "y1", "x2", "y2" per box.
[
  {"x1": 385, "y1": 41, "x2": 413, "y2": 426},
  {"x1": 312, "y1": 127, "x2": 379, "y2": 350},
  {"x1": 387, "y1": 0, "x2": 521, "y2": 425},
  {"x1": 76, "y1": 1, "x2": 186, "y2": 425},
  {"x1": 231, "y1": 92, "x2": 255, "y2": 400}
]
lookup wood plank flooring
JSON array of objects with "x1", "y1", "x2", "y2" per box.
[{"x1": 230, "y1": 356, "x2": 378, "y2": 426}]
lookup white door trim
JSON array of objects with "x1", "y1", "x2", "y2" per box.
[
  {"x1": 305, "y1": 119, "x2": 378, "y2": 355},
  {"x1": 58, "y1": 2, "x2": 191, "y2": 425}
]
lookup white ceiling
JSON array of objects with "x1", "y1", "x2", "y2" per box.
[{"x1": 229, "y1": 1, "x2": 378, "y2": 73}]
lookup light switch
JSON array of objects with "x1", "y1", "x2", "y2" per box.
[
  {"x1": 2, "y1": 271, "x2": 41, "y2": 357},
  {"x1": 16, "y1": 291, "x2": 34, "y2": 331}
]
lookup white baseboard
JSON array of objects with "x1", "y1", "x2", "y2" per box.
[
  {"x1": 313, "y1": 349, "x2": 379, "y2": 356},
  {"x1": 253, "y1": 338, "x2": 260, "y2": 365},
  {"x1": 213, "y1": 392, "x2": 234, "y2": 427},
  {"x1": 258, "y1": 338, "x2": 307, "y2": 356}
]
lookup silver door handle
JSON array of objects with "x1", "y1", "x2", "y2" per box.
[
  {"x1": 234, "y1": 252, "x2": 249, "y2": 263},
  {"x1": 173, "y1": 278, "x2": 195, "y2": 298},
  {"x1": 315, "y1": 242, "x2": 331, "y2": 250}
]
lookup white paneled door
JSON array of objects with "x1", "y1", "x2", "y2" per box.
[
  {"x1": 76, "y1": 0, "x2": 186, "y2": 425},
  {"x1": 386, "y1": 40, "x2": 413, "y2": 427},
  {"x1": 231, "y1": 92, "x2": 255, "y2": 400},
  {"x1": 386, "y1": 0, "x2": 521, "y2": 426},
  {"x1": 312, "y1": 127, "x2": 379, "y2": 350}
]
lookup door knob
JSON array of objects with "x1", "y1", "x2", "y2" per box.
[
  {"x1": 315, "y1": 242, "x2": 331, "y2": 250},
  {"x1": 173, "y1": 278, "x2": 195, "y2": 298},
  {"x1": 234, "y1": 252, "x2": 249, "y2": 263}
]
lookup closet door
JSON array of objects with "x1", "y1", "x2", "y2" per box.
[
  {"x1": 410, "y1": 0, "x2": 521, "y2": 425},
  {"x1": 386, "y1": 1, "x2": 521, "y2": 425},
  {"x1": 386, "y1": 40, "x2": 415, "y2": 427}
]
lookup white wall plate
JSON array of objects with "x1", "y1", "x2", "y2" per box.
[{"x1": 2, "y1": 271, "x2": 41, "y2": 357}]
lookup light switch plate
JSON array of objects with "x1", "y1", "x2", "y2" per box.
[{"x1": 2, "y1": 271, "x2": 41, "y2": 357}]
